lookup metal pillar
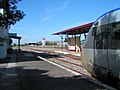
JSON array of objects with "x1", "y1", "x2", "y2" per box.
[
  {"x1": 18, "y1": 39, "x2": 21, "y2": 52},
  {"x1": 80, "y1": 34, "x2": 82, "y2": 51},
  {"x1": 75, "y1": 35, "x2": 76, "y2": 52},
  {"x1": 60, "y1": 35, "x2": 63, "y2": 50},
  {"x1": 66, "y1": 34, "x2": 69, "y2": 50},
  {"x1": 65, "y1": 34, "x2": 68, "y2": 50}
]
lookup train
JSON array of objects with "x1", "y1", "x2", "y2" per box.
[{"x1": 81, "y1": 8, "x2": 120, "y2": 84}]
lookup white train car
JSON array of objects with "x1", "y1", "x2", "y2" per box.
[{"x1": 81, "y1": 8, "x2": 120, "y2": 83}]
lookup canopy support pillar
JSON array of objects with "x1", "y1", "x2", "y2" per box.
[
  {"x1": 18, "y1": 38, "x2": 21, "y2": 52},
  {"x1": 60, "y1": 35, "x2": 63, "y2": 50}
]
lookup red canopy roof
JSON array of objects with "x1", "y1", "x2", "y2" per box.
[{"x1": 52, "y1": 22, "x2": 94, "y2": 35}]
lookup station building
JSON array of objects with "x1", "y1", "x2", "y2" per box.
[
  {"x1": 53, "y1": 22, "x2": 94, "y2": 52},
  {"x1": 0, "y1": 8, "x2": 9, "y2": 59},
  {"x1": 0, "y1": 8, "x2": 21, "y2": 59}
]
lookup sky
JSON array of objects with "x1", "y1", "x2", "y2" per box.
[{"x1": 9, "y1": 0, "x2": 120, "y2": 44}]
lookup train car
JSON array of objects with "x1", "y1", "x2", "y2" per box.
[{"x1": 81, "y1": 8, "x2": 120, "y2": 83}]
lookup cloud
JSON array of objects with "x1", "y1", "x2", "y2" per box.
[
  {"x1": 41, "y1": 0, "x2": 72, "y2": 22},
  {"x1": 57, "y1": 0, "x2": 72, "y2": 11},
  {"x1": 41, "y1": 13, "x2": 54, "y2": 22}
]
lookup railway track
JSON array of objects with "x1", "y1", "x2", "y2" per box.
[
  {"x1": 24, "y1": 47, "x2": 91, "y2": 76},
  {"x1": 21, "y1": 46, "x2": 117, "y2": 90}
]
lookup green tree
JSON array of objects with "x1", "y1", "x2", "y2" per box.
[
  {"x1": 64, "y1": 38, "x2": 68, "y2": 42},
  {"x1": 0, "y1": 0, "x2": 25, "y2": 29}
]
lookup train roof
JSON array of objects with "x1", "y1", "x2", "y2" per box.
[
  {"x1": 52, "y1": 22, "x2": 94, "y2": 35},
  {"x1": 94, "y1": 7, "x2": 120, "y2": 23}
]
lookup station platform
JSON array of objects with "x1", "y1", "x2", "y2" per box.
[{"x1": 0, "y1": 48, "x2": 117, "y2": 90}]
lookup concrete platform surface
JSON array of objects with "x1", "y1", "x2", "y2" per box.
[{"x1": 0, "y1": 50, "x2": 115, "y2": 90}]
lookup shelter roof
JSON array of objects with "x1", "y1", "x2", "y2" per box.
[
  {"x1": 10, "y1": 35, "x2": 22, "y2": 39},
  {"x1": 52, "y1": 22, "x2": 94, "y2": 35}
]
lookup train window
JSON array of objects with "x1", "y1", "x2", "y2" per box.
[
  {"x1": 92, "y1": 27, "x2": 97, "y2": 36},
  {"x1": 94, "y1": 22, "x2": 98, "y2": 27},
  {"x1": 96, "y1": 24, "x2": 108, "y2": 35},
  {"x1": 112, "y1": 31, "x2": 120, "y2": 40},
  {"x1": 112, "y1": 23, "x2": 117, "y2": 28},
  {"x1": 111, "y1": 31, "x2": 120, "y2": 49},
  {"x1": 95, "y1": 32, "x2": 108, "y2": 49}
]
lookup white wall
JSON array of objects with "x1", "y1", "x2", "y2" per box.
[
  {"x1": 0, "y1": 26, "x2": 8, "y2": 59},
  {"x1": 68, "y1": 36, "x2": 80, "y2": 52}
]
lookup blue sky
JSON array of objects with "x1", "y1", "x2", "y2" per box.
[{"x1": 9, "y1": 0, "x2": 120, "y2": 44}]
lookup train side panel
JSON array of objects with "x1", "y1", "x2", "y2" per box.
[
  {"x1": 81, "y1": 27, "x2": 95, "y2": 76},
  {"x1": 82, "y1": 8, "x2": 120, "y2": 81}
]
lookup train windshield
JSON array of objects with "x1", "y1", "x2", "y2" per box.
[
  {"x1": 110, "y1": 22, "x2": 120, "y2": 49},
  {"x1": 93, "y1": 9, "x2": 120, "y2": 49},
  {"x1": 109, "y1": 10, "x2": 120, "y2": 49}
]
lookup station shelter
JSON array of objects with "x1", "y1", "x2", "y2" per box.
[
  {"x1": 52, "y1": 22, "x2": 94, "y2": 52},
  {"x1": 9, "y1": 33, "x2": 22, "y2": 52}
]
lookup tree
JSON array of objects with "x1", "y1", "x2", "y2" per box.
[
  {"x1": 0, "y1": 0, "x2": 25, "y2": 29},
  {"x1": 64, "y1": 38, "x2": 68, "y2": 42}
]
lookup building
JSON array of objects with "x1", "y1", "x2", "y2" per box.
[
  {"x1": 0, "y1": 8, "x2": 9, "y2": 59},
  {"x1": 0, "y1": 2, "x2": 22, "y2": 59},
  {"x1": 0, "y1": 26, "x2": 9, "y2": 58},
  {"x1": 52, "y1": 22, "x2": 94, "y2": 52},
  {"x1": 41, "y1": 38, "x2": 46, "y2": 46}
]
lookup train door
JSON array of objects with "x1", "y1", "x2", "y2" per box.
[{"x1": 93, "y1": 14, "x2": 110, "y2": 79}]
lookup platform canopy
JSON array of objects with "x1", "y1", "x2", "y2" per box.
[
  {"x1": 9, "y1": 33, "x2": 22, "y2": 52},
  {"x1": 9, "y1": 35, "x2": 22, "y2": 39},
  {"x1": 52, "y1": 22, "x2": 94, "y2": 35},
  {"x1": 9, "y1": 33, "x2": 22, "y2": 39}
]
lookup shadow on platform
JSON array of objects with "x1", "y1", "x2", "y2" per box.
[
  {"x1": 0, "y1": 50, "x2": 106, "y2": 90},
  {"x1": 0, "y1": 66, "x2": 105, "y2": 90}
]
